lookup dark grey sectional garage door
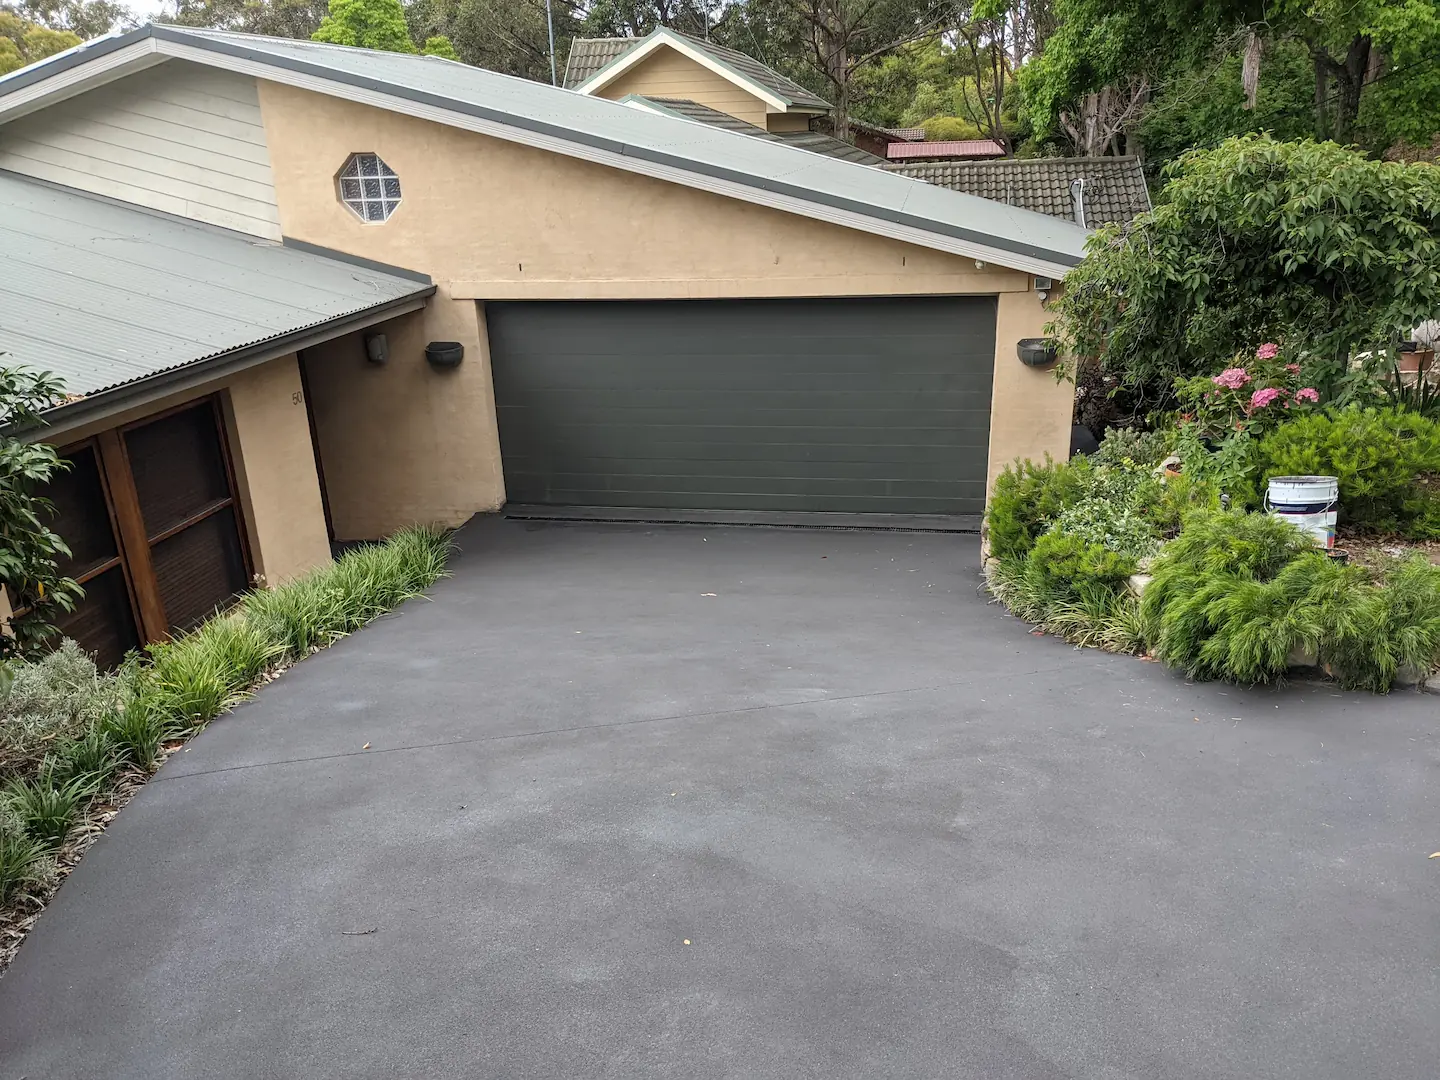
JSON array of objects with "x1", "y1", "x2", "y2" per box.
[{"x1": 486, "y1": 296, "x2": 996, "y2": 515}]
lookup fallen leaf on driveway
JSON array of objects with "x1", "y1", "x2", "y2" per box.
[
  {"x1": 1429, "y1": 852, "x2": 1440, "y2": 859},
  {"x1": 362, "y1": 743, "x2": 370, "y2": 750},
  {"x1": 701, "y1": 593, "x2": 717, "y2": 597},
  {"x1": 683, "y1": 939, "x2": 691, "y2": 945},
  {"x1": 341, "y1": 928, "x2": 377, "y2": 935}
]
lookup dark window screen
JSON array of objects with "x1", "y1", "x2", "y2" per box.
[
  {"x1": 126, "y1": 403, "x2": 231, "y2": 538},
  {"x1": 51, "y1": 567, "x2": 139, "y2": 671},
  {"x1": 47, "y1": 445, "x2": 119, "y2": 578},
  {"x1": 124, "y1": 402, "x2": 248, "y2": 634},
  {"x1": 149, "y1": 507, "x2": 248, "y2": 632}
]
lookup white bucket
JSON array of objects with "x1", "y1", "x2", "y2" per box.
[{"x1": 1265, "y1": 475, "x2": 1339, "y2": 549}]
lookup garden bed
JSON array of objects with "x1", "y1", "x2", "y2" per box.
[
  {"x1": 0, "y1": 525, "x2": 452, "y2": 973},
  {"x1": 985, "y1": 402, "x2": 1440, "y2": 693}
]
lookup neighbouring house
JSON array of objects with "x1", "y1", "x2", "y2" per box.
[
  {"x1": 0, "y1": 24, "x2": 1087, "y2": 663},
  {"x1": 882, "y1": 157, "x2": 1153, "y2": 229},
  {"x1": 885, "y1": 140, "x2": 1008, "y2": 163},
  {"x1": 564, "y1": 27, "x2": 830, "y2": 138},
  {"x1": 621, "y1": 96, "x2": 885, "y2": 164},
  {"x1": 845, "y1": 121, "x2": 924, "y2": 159}
]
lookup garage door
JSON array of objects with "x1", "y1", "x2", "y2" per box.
[{"x1": 487, "y1": 296, "x2": 996, "y2": 516}]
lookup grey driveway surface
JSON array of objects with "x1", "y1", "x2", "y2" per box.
[{"x1": 1, "y1": 518, "x2": 1437, "y2": 1079}]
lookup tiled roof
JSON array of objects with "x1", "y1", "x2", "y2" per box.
[
  {"x1": 631, "y1": 97, "x2": 884, "y2": 164},
  {"x1": 664, "y1": 30, "x2": 831, "y2": 111},
  {"x1": 568, "y1": 28, "x2": 831, "y2": 111},
  {"x1": 882, "y1": 156, "x2": 1152, "y2": 228},
  {"x1": 563, "y1": 36, "x2": 635, "y2": 88},
  {"x1": 0, "y1": 170, "x2": 432, "y2": 401},
  {"x1": 886, "y1": 140, "x2": 1007, "y2": 161},
  {"x1": 885, "y1": 127, "x2": 926, "y2": 141}
]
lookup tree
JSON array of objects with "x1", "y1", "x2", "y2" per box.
[
  {"x1": 11, "y1": 0, "x2": 131, "y2": 40},
  {"x1": 312, "y1": 0, "x2": 415, "y2": 50},
  {"x1": 1056, "y1": 137, "x2": 1440, "y2": 404},
  {"x1": 407, "y1": 0, "x2": 580, "y2": 82},
  {"x1": 173, "y1": 0, "x2": 332, "y2": 40},
  {"x1": 0, "y1": 9, "x2": 79, "y2": 74},
  {"x1": 0, "y1": 366, "x2": 82, "y2": 661}
]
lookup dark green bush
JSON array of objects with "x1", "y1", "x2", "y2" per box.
[
  {"x1": 1026, "y1": 532, "x2": 1138, "y2": 594},
  {"x1": 986, "y1": 455, "x2": 1092, "y2": 561},
  {"x1": 1142, "y1": 509, "x2": 1440, "y2": 690},
  {"x1": 1258, "y1": 407, "x2": 1440, "y2": 536}
]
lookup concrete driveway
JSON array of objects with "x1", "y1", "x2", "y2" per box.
[{"x1": 2, "y1": 518, "x2": 1437, "y2": 1079}]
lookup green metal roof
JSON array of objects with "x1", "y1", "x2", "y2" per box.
[{"x1": 0, "y1": 170, "x2": 432, "y2": 402}]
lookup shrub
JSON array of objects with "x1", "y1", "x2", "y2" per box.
[
  {"x1": 986, "y1": 456, "x2": 1092, "y2": 561},
  {"x1": 1257, "y1": 407, "x2": 1440, "y2": 536},
  {"x1": 1027, "y1": 532, "x2": 1138, "y2": 593},
  {"x1": 140, "y1": 616, "x2": 281, "y2": 734},
  {"x1": 1093, "y1": 427, "x2": 1174, "y2": 469},
  {"x1": 0, "y1": 811, "x2": 50, "y2": 904},
  {"x1": 0, "y1": 640, "x2": 128, "y2": 777},
  {"x1": 1050, "y1": 501, "x2": 1162, "y2": 562},
  {"x1": 1141, "y1": 509, "x2": 1440, "y2": 690},
  {"x1": 3, "y1": 769, "x2": 94, "y2": 848},
  {"x1": 51, "y1": 724, "x2": 120, "y2": 789},
  {"x1": 100, "y1": 699, "x2": 168, "y2": 772}
]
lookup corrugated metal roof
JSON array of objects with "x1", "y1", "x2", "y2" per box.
[
  {"x1": 563, "y1": 36, "x2": 634, "y2": 88},
  {"x1": 630, "y1": 96, "x2": 884, "y2": 165},
  {"x1": 882, "y1": 157, "x2": 1152, "y2": 228},
  {"x1": 886, "y1": 140, "x2": 1008, "y2": 161},
  {"x1": 0, "y1": 170, "x2": 432, "y2": 400},
  {"x1": 0, "y1": 27, "x2": 1090, "y2": 273}
]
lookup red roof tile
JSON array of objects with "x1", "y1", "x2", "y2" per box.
[{"x1": 885, "y1": 140, "x2": 1006, "y2": 161}]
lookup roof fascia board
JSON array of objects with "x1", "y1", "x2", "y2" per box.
[
  {"x1": 573, "y1": 29, "x2": 791, "y2": 112},
  {"x1": 26, "y1": 289, "x2": 431, "y2": 442},
  {"x1": 150, "y1": 34, "x2": 1077, "y2": 276},
  {"x1": 0, "y1": 34, "x2": 162, "y2": 124}
]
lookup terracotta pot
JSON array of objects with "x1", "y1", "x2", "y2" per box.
[{"x1": 1397, "y1": 349, "x2": 1435, "y2": 373}]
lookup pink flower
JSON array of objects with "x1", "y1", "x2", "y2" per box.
[
  {"x1": 1256, "y1": 343, "x2": 1280, "y2": 360},
  {"x1": 1295, "y1": 387, "x2": 1319, "y2": 403},
  {"x1": 1251, "y1": 387, "x2": 1283, "y2": 409},
  {"x1": 1285, "y1": 363, "x2": 1301, "y2": 374},
  {"x1": 1212, "y1": 367, "x2": 1252, "y2": 389}
]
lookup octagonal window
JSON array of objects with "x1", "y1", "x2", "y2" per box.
[{"x1": 337, "y1": 153, "x2": 401, "y2": 222}]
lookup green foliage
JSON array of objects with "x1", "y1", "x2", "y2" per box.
[
  {"x1": 420, "y1": 33, "x2": 458, "y2": 60},
  {"x1": 1057, "y1": 138, "x2": 1440, "y2": 404},
  {"x1": 1256, "y1": 407, "x2": 1440, "y2": 536},
  {"x1": 140, "y1": 617, "x2": 282, "y2": 734},
  {"x1": 1140, "y1": 508, "x2": 1440, "y2": 689},
  {"x1": 99, "y1": 698, "x2": 167, "y2": 771},
  {"x1": 985, "y1": 455, "x2": 1093, "y2": 561},
  {"x1": 1026, "y1": 530, "x2": 1138, "y2": 591},
  {"x1": 0, "y1": 814, "x2": 49, "y2": 904},
  {"x1": 0, "y1": 640, "x2": 128, "y2": 777},
  {"x1": 52, "y1": 723, "x2": 120, "y2": 788},
  {"x1": 3, "y1": 768, "x2": 94, "y2": 848},
  {"x1": 0, "y1": 9, "x2": 81, "y2": 76},
  {"x1": 1049, "y1": 500, "x2": 1162, "y2": 561},
  {"x1": 1137, "y1": 38, "x2": 1316, "y2": 172},
  {"x1": 312, "y1": 0, "x2": 416, "y2": 52},
  {"x1": 1093, "y1": 426, "x2": 1175, "y2": 469},
  {"x1": 0, "y1": 366, "x2": 83, "y2": 660}
]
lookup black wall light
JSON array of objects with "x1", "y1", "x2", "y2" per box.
[
  {"x1": 364, "y1": 332, "x2": 388, "y2": 364},
  {"x1": 1017, "y1": 337, "x2": 1059, "y2": 369},
  {"x1": 425, "y1": 341, "x2": 464, "y2": 368}
]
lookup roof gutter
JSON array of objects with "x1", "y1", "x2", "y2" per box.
[{"x1": 21, "y1": 286, "x2": 433, "y2": 443}]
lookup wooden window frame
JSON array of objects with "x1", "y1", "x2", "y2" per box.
[{"x1": 48, "y1": 394, "x2": 253, "y2": 648}]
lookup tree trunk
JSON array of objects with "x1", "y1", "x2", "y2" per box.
[
  {"x1": 1333, "y1": 35, "x2": 1370, "y2": 144},
  {"x1": 1313, "y1": 55, "x2": 1329, "y2": 140}
]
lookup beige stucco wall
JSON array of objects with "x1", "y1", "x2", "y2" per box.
[
  {"x1": 222, "y1": 355, "x2": 333, "y2": 584},
  {"x1": 301, "y1": 304, "x2": 504, "y2": 540},
  {"x1": 597, "y1": 47, "x2": 771, "y2": 127},
  {"x1": 765, "y1": 113, "x2": 815, "y2": 133},
  {"x1": 986, "y1": 290, "x2": 1072, "y2": 493},
  {"x1": 50, "y1": 353, "x2": 332, "y2": 588},
  {"x1": 254, "y1": 80, "x2": 1074, "y2": 519}
]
